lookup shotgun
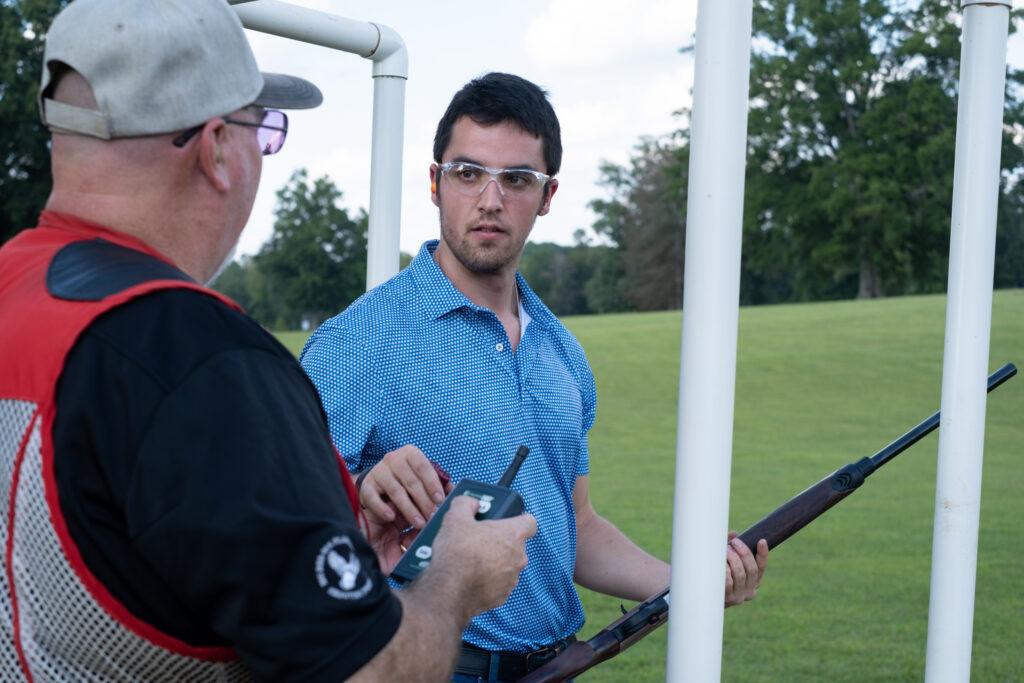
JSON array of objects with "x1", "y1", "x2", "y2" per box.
[{"x1": 519, "y1": 362, "x2": 1017, "y2": 683}]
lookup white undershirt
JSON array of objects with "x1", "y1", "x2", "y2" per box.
[{"x1": 518, "y1": 292, "x2": 531, "y2": 344}]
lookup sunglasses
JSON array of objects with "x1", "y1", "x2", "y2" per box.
[{"x1": 172, "y1": 108, "x2": 288, "y2": 156}]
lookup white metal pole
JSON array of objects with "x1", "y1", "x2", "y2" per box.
[
  {"x1": 666, "y1": 1, "x2": 753, "y2": 681},
  {"x1": 925, "y1": 2, "x2": 1010, "y2": 682},
  {"x1": 231, "y1": 0, "x2": 409, "y2": 291},
  {"x1": 366, "y1": 25, "x2": 408, "y2": 289}
]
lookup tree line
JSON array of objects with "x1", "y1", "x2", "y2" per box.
[
  {"x1": 3, "y1": 0, "x2": 1024, "y2": 326},
  {"x1": 565, "y1": 0, "x2": 1024, "y2": 315}
]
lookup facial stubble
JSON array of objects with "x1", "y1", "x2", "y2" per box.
[{"x1": 436, "y1": 186, "x2": 546, "y2": 276}]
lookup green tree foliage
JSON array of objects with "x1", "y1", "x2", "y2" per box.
[
  {"x1": 994, "y1": 187, "x2": 1024, "y2": 288},
  {"x1": 518, "y1": 237, "x2": 628, "y2": 316},
  {"x1": 1, "y1": 0, "x2": 67, "y2": 243},
  {"x1": 589, "y1": 136, "x2": 689, "y2": 311},
  {"x1": 588, "y1": 0, "x2": 1024, "y2": 308},
  {"x1": 744, "y1": 0, "x2": 1024, "y2": 300},
  {"x1": 257, "y1": 170, "x2": 367, "y2": 328},
  {"x1": 212, "y1": 171, "x2": 367, "y2": 330},
  {"x1": 581, "y1": 243, "x2": 630, "y2": 314},
  {"x1": 518, "y1": 242, "x2": 587, "y2": 315}
]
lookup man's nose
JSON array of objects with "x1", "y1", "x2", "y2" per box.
[{"x1": 477, "y1": 177, "x2": 504, "y2": 209}]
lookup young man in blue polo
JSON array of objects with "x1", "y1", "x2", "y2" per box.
[{"x1": 302, "y1": 72, "x2": 768, "y2": 682}]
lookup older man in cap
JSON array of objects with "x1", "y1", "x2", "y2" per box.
[{"x1": 0, "y1": 1, "x2": 535, "y2": 680}]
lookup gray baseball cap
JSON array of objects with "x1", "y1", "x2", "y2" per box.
[{"x1": 39, "y1": 0, "x2": 322, "y2": 140}]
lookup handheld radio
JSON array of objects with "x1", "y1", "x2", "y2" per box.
[{"x1": 390, "y1": 445, "x2": 530, "y2": 583}]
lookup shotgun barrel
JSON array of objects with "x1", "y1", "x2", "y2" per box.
[{"x1": 738, "y1": 362, "x2": 1016, "y2": 551}]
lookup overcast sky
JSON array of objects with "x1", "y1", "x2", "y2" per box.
[{"x1": 239, "y1": 0, "x2": 1024, "y2": 259}]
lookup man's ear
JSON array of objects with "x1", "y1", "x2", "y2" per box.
[
  {"x1": 538, "y1": 178, "x2": 558, "y2": 216},
  {"x1": 429, "y1": 164, "x2": 440, "y2": 207},
  {"x1": 197, "y1": 119, "x2": 230, "y2": 193}
]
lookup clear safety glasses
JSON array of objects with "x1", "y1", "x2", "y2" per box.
[{"x1": 438, "y1": 161, "x2": 551, "y2": 198}]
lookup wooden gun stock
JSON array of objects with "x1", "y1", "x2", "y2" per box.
[
  {"x1": 520, "y1": 642, "x2": 604, "y2": 683},
  {"x1": 519, "y1": 590, "x2": 670, "y2": 683},
  {"x1": 519, "y1": 363, "x2": 1017, "y2": 682}
]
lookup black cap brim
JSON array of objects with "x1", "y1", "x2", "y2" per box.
[{"x1": 254, "y1": 72, "x2": 322, "y2": 110}]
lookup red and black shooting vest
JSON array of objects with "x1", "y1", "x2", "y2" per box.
[{"x1": 0, "y1": 212, "x2": 360, "y2": 681}]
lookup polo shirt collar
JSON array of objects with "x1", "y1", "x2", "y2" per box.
[
  {"x1": 410, "y1": 240, "x2": 552, "y2": 330},
  {"x1": 410, "y1": 240, "x2": 480, "y2": 319}
]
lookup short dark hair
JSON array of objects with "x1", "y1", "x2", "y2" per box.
[{"x1": 433, "y1": 72, "x2": 562, "y2": 176}]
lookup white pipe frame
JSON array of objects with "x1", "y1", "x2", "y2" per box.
[
  {"x1": 666, "y1": 2, "x2": 754, "y2": 681},
  {"x1": 230, "y1": 0, "x2": 408, "y2": 289},
  {"x1": 226, "y1": 3, "x2": 1013, "y2": 680},
  {"x1": 925, "y1": 2, "x2": 1011, "y2": 682}
]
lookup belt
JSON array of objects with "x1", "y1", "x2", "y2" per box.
[{"x1": 455, "y1": 636, "x2": 576, "y2": 681}]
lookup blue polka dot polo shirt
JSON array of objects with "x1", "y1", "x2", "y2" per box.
[{"x1": 300, "y1": 239, "x2": 596, "y2": 652}]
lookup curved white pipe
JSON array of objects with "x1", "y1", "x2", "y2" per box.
[
  {"x1": 370, "y1": 22, "x2": 408, "y2": 78},
  {"x1": 232, "y1": 0, "x2": 409, "y2": 290},
  {"x1": 231, "y1": 0, "x2": 381, "y2": 58}
]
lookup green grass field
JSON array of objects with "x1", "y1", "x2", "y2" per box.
[{"x1": 278, "y1": 289, "x2": 1023, "y2": 681}]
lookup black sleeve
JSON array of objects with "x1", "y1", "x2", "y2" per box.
[
  {"x1": 53, "y1": 290, "x2": 400, "y2": 682},
  {"x1": 126, "y1": 348, "x2": 400, "y2": 681}
]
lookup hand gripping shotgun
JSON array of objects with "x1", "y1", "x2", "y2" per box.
[{"x1": 519, "y1": 362, "x2": 1017, "y2": 683}]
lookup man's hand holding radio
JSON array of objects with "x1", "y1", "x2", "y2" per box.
[
  {"x1": 352, "y1": 477, "x2": 537, "y2": 682},
  {"x1": 428, "y1": 495, "x2": 537, "y2": 618}
]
